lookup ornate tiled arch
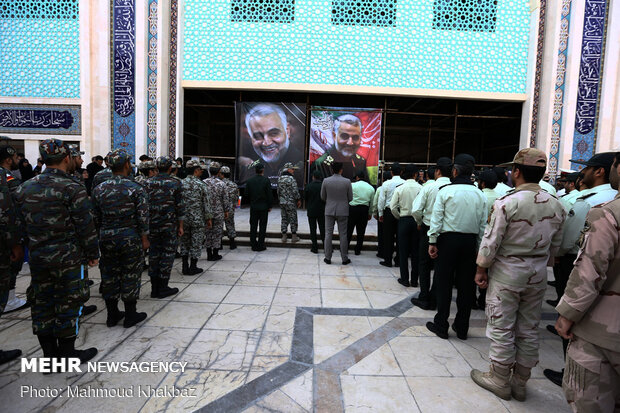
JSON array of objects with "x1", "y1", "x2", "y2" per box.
[
  {"x1": 147, "y1": 0, "x2": 158, "y2": 158},
  {"x1": 528, "y1": 0, "x2": 547, "y2": 148}
]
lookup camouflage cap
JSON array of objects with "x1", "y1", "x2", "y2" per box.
[
  {"x1": 499, "y1": 148, "x2": 547, "y2": 168},
  {"x1": 39, "y1": 139, "x2": 70, "y2": 162},
  {"x1": 220, "y1": 166, "x2": 231, "y2": 174},
  {"x1": 209, "y1": 161, "x2": 221, "y2": 169},
  {"x1": 107, "y1": 148, "x2": 131, "y2": 167},
  {"x1": 283, "y1": 162, "x2": 299, "y2": 170},
  {"x1": 156, "y1": 156, "x2": 173, "y2": 169},
  {"x1": 171, "y1": 162, "x2": 178, "y2": 169},
  {"x1": 186, "y1": 159, "x2": 200, "y2": 168},
  {"x1": 68, "y1": 144, "x2": 84, "y2": 157},
  {"x1": 138, "y1": 160, "x2": 156, "y2": 170}
]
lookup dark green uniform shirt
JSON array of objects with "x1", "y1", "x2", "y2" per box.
[
  {"x1": 245, "y1": 174, "x2": 273, "y2": 211},
  {"x1": 304, "y1": 179, "x2": 325, "y2": 218}
]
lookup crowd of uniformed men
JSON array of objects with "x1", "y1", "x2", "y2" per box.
[{"x1": 0, "y1": 136, "x2": 618, "y2": 411}]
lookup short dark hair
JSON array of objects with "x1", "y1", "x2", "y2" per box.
[
  {"x1": 157, "y1": 166, "x2": 171, "y2": 173},
  {"x1": 139, "y1": 154, "x2": 149, "y2": 162},
  {"x1": 331, "y1": 162, "x2": 343, "y2": 174},
  {"x1": 391, "y1": 164, "x2": 401, "y2": 176},
  {"x1": 355, "y1": 171, "x2": 366, "y2": 180},
  {"x1": 402, "y1": 164, "x2": 418, "y2": 180},
  {"x1": 187, "y1": 166, "x2": 199, "y2": 175},
  {"x1": 478, "y1": 171, "x2": 498, "y2": 189},
  {"x1": 222, "y1": 172, "x2": 231, "y2": 178},
  {"x1": 209, "y1": 167, "x2": 220, "y2": 175},
  {"x1": 454, "y1": 164, "x2": 473, "y2": 177},
  {"x1": 111, "y1": 160, "x2": 129, "y2": 173},
  {"x1": 512, "y1": 164, "x2": 545, "y2": 183},
  {"x1": 437, "y1": 164, "x2": 452, "y2": 177},
  {"x1": 382, "y1": 171, "x2": 392, "y2": 182},
  {"x1": 94, "y1": 155, "x2": 104, "y2": 162},
  {"x1": 427, "y1": 166, "x2": 436, "y2": 179},
  {"x1": 493, "y1": 167, "x2": 508, "y2": 183},
  {"x1": 312, "y1": 169, "x2": 323, "y2": 180}
]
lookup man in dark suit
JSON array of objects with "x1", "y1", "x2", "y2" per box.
[
  {"x1": 321, "y1": 162, "x2": 353, "y2": 265},
  {"x1": 245, "y1": 163, "x2": 272, "y2": 251},
  {"x1": 305, "y1": 169, "x2": 325, "y2": 253}
]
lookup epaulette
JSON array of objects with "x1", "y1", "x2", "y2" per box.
[
  {"x1": 577, "y1": 192, "x2": 596, "y2": 201},
  {"x1": 437, "y1": 183, "x2": 451, "y2": 191},
  {"x1": 395, "y1": 182, "x2": 404, "y2": 189}
]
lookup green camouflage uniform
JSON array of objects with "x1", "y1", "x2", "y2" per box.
[
  {"x1": 477, "y1": 183, "x2": 565, "y2": 368},
  {"x1": 14, "y1": 140, "x2": 99, "y2": 338},
  {"x1": 557, "y1": 195, "x2": 620, "y2": 412},
  {"x1": 180, "y1": 173, "x2": 212, "y2": 259},
  {"x1": 277, "y1": 171, "x2": 299, "y2": 234},
  {"x1": 92, "y1": 166, "x2": 113, "y2": 189},
  {"x1": 145, "y1": 158, "x2": 184, "y2": 280},
  {"x1": 221, "y1": 173, "x2": 238, "y2": 240},
  {"x1": 0, "y1": 166, "x2": 23, "y2": 295},
  {"x1": 204, "y1": 174, "x2": 230, "y2": 249},
  {"x1": 92, "y1": 171, "x2": 149, "y2": 302},
  {"x1": 0, "y1": 167, "x2": 20, "y2": 315}
]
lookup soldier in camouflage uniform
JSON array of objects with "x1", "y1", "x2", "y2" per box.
[
  {"x1": 0, "y1": 141, "x2": 24, "y2": 364},
  {"x1": 68, "y1": 144, "x2": 86, "y2": 184},
  {"x1": 470, "y1": 148, "x2": 566, "y2": 401},
  {"x1": 180, "y1": 160, "x2": 212, "y2": 275},
  {"x1": 145, "y1": 156, "x2": 184, "y2": 298},
  {"x1": 0, "y1": 144, "x2": 28, "y2": 314},
  {"x1": 220, "y1": 166, "x2": 239, "y2": 249},
  {"x1": 555, "y1": 151, "x2": 620, "y2": 412},
  {"x1": 135, "y1": 160, "x2": 157, "y2": 186},
  {"x1": 277, "y1": 162, "x2": 301, "y2": 243},
  {"x1": 14, "y1": 139, "x2": 100, "y2": 364},
  {"x1": 204, "y1": 162, "x2": 230, "y2": 261},
  {"x1": 92, "y1": 149, "x2": 149, "y2": 328},
  {"x1": 91, "y1": 153, "x2": 114, "y2": 189}
]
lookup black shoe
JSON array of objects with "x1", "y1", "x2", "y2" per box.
[
  {"x1": 150, "y1": 277, "x2": 160, "y2": 298},
  {"x1": 342, "y1": 258, "x2": 351, "y2": 265},
  {"x1": 105, "y1": 299, "x2": 125, "y2": 327},
  {"x1": 230, "y1": 239, "x2": 237, "y2": 250},
  {"x1": 546, "y1": 324, "x2": 559, "y2": 336},
  {"x1": 156, "y1": 279, "x2": 178, "y2": 298},
  {"x1": 546, "y1": 299, "x2": 559, "y2": 307},
  {"x1": 88, "y1": 279, "x2": 94, "y2": 286},
  {"x1": 182, "y1": 255, "x2": 190, "y2": 275},
  {"x1": 206, "y1": 248, "x2": 214, "y2": 261},
  {"x1": 187, "y1": 258, "x2": 203, "y2": 275},
  {"x1": 251, "y1": 246, "x2": 258, "y2": 251},
  {"x1": 58, "y1": 337, "x2": 97, "y2": 364},
  {"x1": 379, "y1": 261, "x2": 392, "y2": 268},
  {"x1": 548, "y1": 280, "x2": 557, "y2": 287},
  {"x1": 310, "y1": 247, "x2": 318, "y2": 254},
  {"x1": 37, "y1": 335, "x2": 58, "y2": 358},
  {"x1": 123, "y1": 301, "x2": 147, "y2": 328},
  {"x1": 175, "y1": 251, "x2": 181, "y2": 259},
  {"x1": 354, "y1": 250, "x2": 361, "y2": 256},
  {"x1": 426, "y1": 322, "x2": 449, "y2": 340},
  {"x1": 451, "y1": 324, "x2": 467, "y2": 340},
  {"x1": 213, "y1": 248, "x2": 223, "y2": 261},
  {"x1": 410, "y1": 279, "x2": 418, "y2": 288},
  {"x1": 397, "y1": 278, "x2": 410, "y2": 287},
  {"x1": 323, "y1": 258, "x2": 331, "y2": 265},
  {"x1": 410, "y1": 297, "x2": 431, "y2": 310},
  {"x1": 0, "y1": 349, "x2": 22, "y2": 365},
  {"x1": 257, "y1": 246, "x2": 266, "y2": 251},
  {"x1": 82, "y1": 304, "x2": 97, "y2": 316},
  {"x1": 543, "y1": 369, "x2": 563, "y2": 387}
]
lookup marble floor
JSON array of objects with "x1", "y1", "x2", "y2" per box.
[{"x1": 0, "y1": 241, "x2": 570, "y2": 413}]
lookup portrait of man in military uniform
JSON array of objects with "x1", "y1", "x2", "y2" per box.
[
  {"x1": 309, "y1": 109, "x2": 381, "y2": 185},
  {"x1": 236, "y1": 102, "x2": 306, "y2": 188}
]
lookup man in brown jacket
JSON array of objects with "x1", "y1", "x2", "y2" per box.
[{"x1": 555, "y1": 151, "x2": 620, "y2": 412}]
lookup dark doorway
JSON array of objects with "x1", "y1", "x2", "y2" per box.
[{"x1": 183, "y1": 89, "x2": 522, "y2": 169}]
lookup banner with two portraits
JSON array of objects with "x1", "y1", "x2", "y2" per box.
[{"x1": 235, "y1": 103, "x2": 382, "y2": 188}]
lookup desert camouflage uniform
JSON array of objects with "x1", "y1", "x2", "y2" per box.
[
  {"x1": 477, "y1": 183, "x2": 565, "y2": 368},
  {"x1": 145, "y1": 172, "x2": 184, "y2": 280},
  {"x1": 204, "y1": 176, "x2": 229, "y2": 249},
  {"x1": 0, "y1": 167, "x2": 20, "y2": 314},
  {"x1": 557, "y1": 195, "x2": 620, "y2": 412},
  {"x1": 180, "y1": 175, "x2": 212, "y2": 259},
  {"x1": 15, "y1": 163, "x2": 99, "y2": 338},
  {"x1": 277, "y1": 172, "x2": 299, "y2": 234},
  {"x1": 92, "y1": 167, "x2": 113, "y2": 189},
  {"x1": 222, "y1": 176, "x2": 238, "y2": 239},
  {"x1": 93, "y1": 175, "x2": 149, "y2": 301}
]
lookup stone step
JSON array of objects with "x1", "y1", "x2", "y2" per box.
[
  {"x1": 221, "y1": 235, "x2": 378, "y2": 251},
  {"x1": 233, "y1": 230, "x2": 378, "y2": 243}
]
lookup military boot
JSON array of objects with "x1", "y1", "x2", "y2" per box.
[
  {"x1": 291, "y1": 233, "x2": 300, "y2": 243},
  {"x1": 213, "y1": 248, "x2": 223, "y2": 261},
  {"x1": 0, "y1": 349, "x2": 22, "y2": 365},
  {"x1": 104, "y1": 299, "x2": 125, "y2": 327},
  {"x1": 58, "y1": 337, "x2": 97, "y2": 364},
  {"x1": 37, "y1": 335, "x2": 57, "y2": 358},
  {"x1": 182, "y1": 255, "x2": 190, "y2": 274},
  {"x1": 281, "y1": 233, "x2": 287, "y2": 243},
  {"x1": 156, "y1": 278, "x2": 179, "y2": 298},
  {"x1": 229, "y1": 238, "x2": 237, "y2": 250},
  {"x1": 470, "y1": 364, "x2": 512, "y2": 400},
  {"x1": 188, "y1": 258, "x2": 203, "y2": 275},
  {"x1": 150, "y1": 277, "x2": 160, "y2": 298},
  {"x1": 511, "y1": 364, "x2": 531, "y2": 401},
  {"x1": 123, "y1": 301, "x2": 147, "y2": 328},
  {"x1": 206, "y1": 248, "x2": 214, "y2": 261}
]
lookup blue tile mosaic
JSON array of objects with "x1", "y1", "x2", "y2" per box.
[{"x1": 0, "y1": 104, "x2": 81, "y2": 135}]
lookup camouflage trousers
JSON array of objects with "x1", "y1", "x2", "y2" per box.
[
  {"x1": 224, "y1": 211, "x2": 236, "y2": 239},
  {"x1": 563, "y1": 336, "x2": 620, "y2": 413},
  {"x1": 485, "y1": 278, "x2": 546, "y2": 368},
  {"x1": 148, "y1": 230, "x2": 178, "y2": 280},
  {"x1": 206, "y1": 217, "x2": 223, "y2": 249},
  {"x1": 180, "y1": 224, "x2": 206, "y2": 259},
  {"x1": 99, "y1": 236, "x2": 144, "y2": 301},
  {"x1": 28, "y1": 265, "x2": 90, "y2": 338},
  {"x1": 0, "y1": 252, "x2": 10, "y2": 315},
  {"x1": 280, "y1": 204, "x2": 298, "y2": 233}
]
